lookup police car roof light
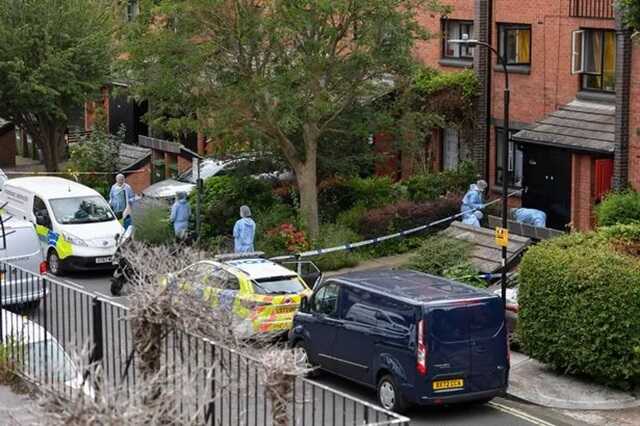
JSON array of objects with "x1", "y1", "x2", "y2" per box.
[{"x1": 213, "y1": 251, "x2": 266, "y2": 262}]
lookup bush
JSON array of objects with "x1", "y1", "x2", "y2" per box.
[
  {"x1": 131, "y1": 199, "x2": 174, "y2": 245},
  {"x1": 318, "y1": 176, "x2": 397, "y2": 223},
  {"x1": 257, "y1": 223, "x2": 310, "y2": 257},
  {"x1": 404, "y1": 161, "x2": 476, "y2": 202},
  {"x1": 193, "y1": 175, "x2": 277, "y2": 238},
  {"x1": 596, "y1": 190, "x2": 640, "y2": 226},
  {"x1": 518, "y1": 233, "x2": 640, "y2": 388},
  {"x1": 357, "y1": 195, "x2": 461, "y2": 239},
  {"x1": 408, "y1": 235, "x2": 469, "y2": 274},
  {"x1": 348, "y1": 176, "x2": 396, "y2": 209},
  {"x1": 312, "y1": 224, "x2": 363, "y2": 271}
]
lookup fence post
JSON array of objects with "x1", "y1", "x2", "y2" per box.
[
  {"x1": 89, "y1": 297, "x2": 104, "y2": 393},
  {"x1": 0, "y1": 262, "x2": 4, "y2": 341}
]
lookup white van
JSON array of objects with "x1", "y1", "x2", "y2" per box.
[
  {"x1": 0, "y1": 177, "x2": 124, "y2": 275},
  {"x1": 0, "y1": 215, "x2": 47, "y2": 308}
]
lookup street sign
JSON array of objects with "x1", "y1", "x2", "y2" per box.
[{"x1": 495, "y1": 227, "x2": 509, "y2": 247}]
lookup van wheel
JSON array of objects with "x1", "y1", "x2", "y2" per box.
[
  {"x1": 47, "y1": 251, "x2": 62, "y2": 276},
  {"x1": 377, "y1": 375, "x2": 408, "y2": 413},
  {"x1": 293, "y1": 340, "x2": 319, "y2": 377}
]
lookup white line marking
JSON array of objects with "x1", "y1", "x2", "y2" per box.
[{"x1": 489, "y1": 401, "x2": 557, "y2": 426}]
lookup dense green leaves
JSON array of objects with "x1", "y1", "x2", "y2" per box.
[
  {"x1": 519, "y1": 232, "x2": 640, "y2": 388},
  {"x1": 596, "y1": 190, "x2": 640, "y2": 226},
  {"x1": 0, "y1": 0, "x2": 114, "y2": 171},
  {"x1": 620, "y1": 0, "x2": 640, "y2": 30}
]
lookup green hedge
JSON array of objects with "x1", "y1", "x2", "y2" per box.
[
  {"x1": 595, "y1": 190, "x2": 640, "y2": 226},
  {"x1": 403, "y1": 161, "x2": 476, "y2": 202},
  {"x1": 131, "y1": 200, "x2": 174, "y2": 245},
  {"x1": 518, "y1": 233, "x2": 640, "y2": 388}
]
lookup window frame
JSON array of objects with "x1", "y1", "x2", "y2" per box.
[
  {"x1": 441, "y1": 19, "x2": 475, "y2": 60},
  {"x1": 494, "y1": 127, "x2": 523, "y2": 189},
  {"x1": 497, "y1": 23, "x2": 532, "y2": 66},
  {"x1": 575, "y1": 28, "x2": 616, "y2": 93},
  {"x1": 311, "y1": 283, "x2": 340, "y2": 317}
]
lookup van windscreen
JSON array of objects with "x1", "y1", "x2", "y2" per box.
[{"x1": 49, "y1": 196, "x2": 115, "y2": 224}]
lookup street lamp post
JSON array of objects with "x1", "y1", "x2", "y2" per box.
[{"x1": 449, "y1": 35, "x2": 510, "y2": 311}]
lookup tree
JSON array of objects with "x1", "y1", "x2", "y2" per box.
[
  {"x1": 619, "y1": 0, "x2": 640, "y2": 30},
  {"x1": 122, "y1": 0, "x2": 448, "y2": 237},
  {"x1": 0, "y1": 0, "x2": 114, "y2": 171}
]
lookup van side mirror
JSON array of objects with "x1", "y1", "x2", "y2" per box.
[{"x1": 299, "y1": 296, "x2": 309, "y2": 313}]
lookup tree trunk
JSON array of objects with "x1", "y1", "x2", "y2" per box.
[
  {"x1": 32, "y1": 124, "x2": 65, "y2": 172},
  {"x1": 295, "y1": 160, "x2": 320, "y2": 239}
]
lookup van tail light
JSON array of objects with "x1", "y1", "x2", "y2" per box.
[
  {"x1": 417, "y1": 319, "x2": 428, "y2": 376},
  {"x1": 39, "y1": 261, "x2": 48, "y2": 275}
]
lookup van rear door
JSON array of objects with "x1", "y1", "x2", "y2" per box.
[{"x1": 425, "y1": 297, "x2": 507, "y2": 395}]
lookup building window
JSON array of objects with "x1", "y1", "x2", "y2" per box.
[
  {"x1": 442, "y1": 20, "x2": 474, "y2": 59},
  {"x1": 498, "y1": 24, "x2": 531, "y2": 66},
  {"x1": 495, "y1": 128, "x2": 523, "y2": 188},
  {"x1": 572, "y1": 29, "x2": 616, "y2": 92}
]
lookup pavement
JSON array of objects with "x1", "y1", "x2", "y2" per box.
[{"x1": 0, "y1": 385, "x2": 40, "y2": 425}]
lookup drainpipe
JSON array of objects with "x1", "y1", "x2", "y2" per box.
[
  {"x1": 613, "y1": 2, "x2": 632, "y2": 189},
  {"x1": 473, "y1": 0, "x2": 493, "y2": 180}
]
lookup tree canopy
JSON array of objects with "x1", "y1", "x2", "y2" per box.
[
  {"x1": 0, "y1": 0, "x2": 114, "y2": 171},
  {"x1": 122, "y1": 0, "x2": 448, "y2": 237},
  {"x1": 620, "y1": 0, "x2": 640, "y2": 30}
]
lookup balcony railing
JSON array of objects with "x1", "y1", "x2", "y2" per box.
[{"x1": 570, "y1": 0, "x2": 614, "y2": 19}]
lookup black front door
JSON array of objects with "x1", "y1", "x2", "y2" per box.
[{"x1": 522, "y1": 144, "x2": 572, "y2": 230}]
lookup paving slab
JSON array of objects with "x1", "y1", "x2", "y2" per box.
[
  {"x1": 0, "y1": 385, "x2": 41, "y2": 425},
  {"x1": 509, "y1": 353, "x2": 640, "y2": 410}
]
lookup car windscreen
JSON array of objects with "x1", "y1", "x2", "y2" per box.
[
  {"x1": 49, "y1": 196, "x2": 115, "y2": 224},
  {"x1": 253, "y1": 276, "x2": 306, "y2": 295}
]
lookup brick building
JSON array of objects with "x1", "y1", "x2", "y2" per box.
[{"x1": 412, "y1": 0, "x2": 636, "y2": 231}]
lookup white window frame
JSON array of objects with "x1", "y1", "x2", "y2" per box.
[{"x1": 571, "y1": 30, "x2": 585, "y2": 74}]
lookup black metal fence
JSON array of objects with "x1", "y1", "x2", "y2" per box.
[
  {"x1": 0, "y1": 261, "x2": 409, "y2": 425},
  {"x1": 569, "y1": 0, "x2": 614, "y2": 19}
]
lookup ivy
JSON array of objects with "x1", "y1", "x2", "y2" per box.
[{"x1": 413, "y1": 67, "x2": 481, "y2": 100}]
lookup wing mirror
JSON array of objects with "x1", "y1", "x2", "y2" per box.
[{"x1": 299, "y1": 296, "x2": 309, "y2": 313}]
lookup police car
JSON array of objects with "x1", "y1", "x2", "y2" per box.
[{"x1": 166, "y1": 254, "x2": 317, "y2": 338}]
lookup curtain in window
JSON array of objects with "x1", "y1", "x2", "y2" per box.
[
  {"x1": 603, "y1": 31, "x2": 616, "y2": 91},
  {"x1": 516, "y1": 30, "x2": 531, "y2": 63},
  {"x1": 585, "y1": 31, "x2": 602, "y2": 74}
]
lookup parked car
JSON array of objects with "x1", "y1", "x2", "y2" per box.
[
  {"x1": 0, "y1": 177, "x2": 123, "y2": 275},
  {"x1": 289, "y1": 269, "x2": 509, "y2": 413},
  {"x1": 0, "y1": 215, "x2": 47, "y2": 309},
  {"x1": 1, "y1": 308, "x2": 94, "y2": 398},
  {"x1": 142, "y1": 155, "x2": 293, "y2": 202},
  {"x1": 163, "y1": 254, "x2": 316, "y2": 338}
]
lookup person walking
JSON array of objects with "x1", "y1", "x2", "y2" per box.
[
  {"x1": 109, "y1": 173, "x2": 135, "y2": 229},
  {"x1": 170, "y1": 191, "x2": 191, "y2": 240},
  {"x1": 233, "y1": 205, "x2": 256, "y2": 253}
]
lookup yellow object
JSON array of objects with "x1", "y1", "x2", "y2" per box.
[
  {"x1": 495, "y1": 227, "x2": 509, "y2": 247},
  {"x1": 35, "y1": 224, "x2": 73, "y2": 259},
  {"x1": 433, "y1": 379, "x2": 464, "y2": 391}
]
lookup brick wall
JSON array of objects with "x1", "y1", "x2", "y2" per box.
[
  {"x1": 628, "y1": 44, "x2": 640, "y2": 191},
  {"x1": 125, "y1": 166, "x2": 151, "y2": 194},
  {"x1": 571, "y1": 153, "x2": 594, "y2": 231}
]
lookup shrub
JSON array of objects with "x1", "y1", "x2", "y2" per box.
[
  {"x1": 409, "y1": 235, "x2": 471, "y2": 276},
  {"x1": 348, "y1": 176, "x2": 396, "y2": 209},
  {"x1": 131, "y1": 199, "x2": 174, "y2": 245},
  {"x1": 336, "y1": 205, "x2": 368, "y2": 234},
  {"x1": 518, "y1": 234, "x2": 640, "y2": 388},
  {"x1": 312, "y1": 224, "x2": 363, "y2": 271},
  {"x1": 193, "y1": 175, "x2": 276, "y2": 238},
  {"x1": 357, "y1": 195, "x2": 461, "y2": 239},
  {"x1": 318, "y1": 176, "x2": 397, "y2": 223},
  {"x1": 404, "y1": 161, "x2": 476, "y2": 202},
  {"x1": 258, "y1": 223, "x2": 310, "y2": 256},
  {"x1": 596, "y1": 190, "x2": 640, "y2": 226}
]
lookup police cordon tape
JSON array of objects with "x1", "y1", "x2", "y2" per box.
[
  {"x1": 2, "y1": 169, "x2": 149, "y2": 176},
  {"x1": 270, "y1": 189, "x2": 524, "y2": 262}
]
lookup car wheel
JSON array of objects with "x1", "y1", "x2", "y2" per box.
[
  {"x1": 47, "y1": 250, "x2": 62, "y2": 276},
  {"x1": 293, "y1": 340, "x2": 319, "y2": 377},
  {"x1": 377, "y1": 375, "x2": 408, "y2": 413}
]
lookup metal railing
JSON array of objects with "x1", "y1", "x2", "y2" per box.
[
  {"x1": 0, "y1": 261, "x2": 409, "y2": 425},
  {"x1": 569, "y1": 0, "x2": 614, "y2": 19}
]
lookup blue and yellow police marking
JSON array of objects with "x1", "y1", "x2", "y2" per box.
[{"x1": 35, "y1": 225, "x2": 73, "y2": 259}]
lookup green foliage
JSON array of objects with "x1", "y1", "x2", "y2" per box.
[
  {"x1": 518, "y1": 233, "x2": 640, "y2": 388},
  {"x1": 336, "y1": 205, "x2": 369, "y2": 234},
  {"x1": 348, "y1": 176, "x2": 396, "y2": 209},
  {"x1": 312, "y1": 224, "x2": 363, "y2": 271},
  {"x1": 409, "y1": 235, "x2": 472, "y2": 276},
  {"x1": 194, "y1": 175, "x2": 276, "y2": 238},
  {"x1": 413, "y1": 67, "x2": 481, "y2": 99},
  {"x1": 68, "y1": 127, "x2": 124, "y2": 198},
  {"x1": 442, "y1": 262, "x2": 486, "y2": 288},
  {"x1": 595, "y1": 190, "x2": 640, "y2": 226},
  {"x1": 403, "y1": 161, "x2": 476, "y2": 202},
  {"x1": 318, "y1": 176, "x2": 396, "y2": 223},
  {"x1": 131, "y1": 200, "x2": 175, "y2": 245},
  {"x1": 0, "y1": 0, "x2": 113, "y2": 170},
  {"x1": 620, "y1": 0, "x2": 640, "y2": 30}
]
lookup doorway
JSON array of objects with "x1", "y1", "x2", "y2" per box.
[{"x1": 522, "y1": 144, "x2": 572, "y2": 230}]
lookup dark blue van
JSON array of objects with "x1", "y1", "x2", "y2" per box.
[{"x1": 288, "y1": 269, "x2": 509, "y2": 412}]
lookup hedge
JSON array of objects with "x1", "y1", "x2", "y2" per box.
[
  {"x1": 518, "y1": 232, "x2": 640, "y2": 388},
  {"x1": 595, "y1": 190, "x2": 640, "y2": 226}
]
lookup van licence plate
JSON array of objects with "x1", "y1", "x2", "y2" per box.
[
  {"x1": 432, "y1": 379, "x2": 464, "y2": 391},
  {"x1": 95, "y1": 257, "x2": 112, "y2": 264}
]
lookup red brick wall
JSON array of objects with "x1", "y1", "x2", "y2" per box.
[
  {"x1": 177, "y1": 155, "x2": 192, "y2": 174},
  {"x1": 571, "y1": 153, "x2": 595, "y2": 231},
  {"x1": 125, "y1": 166, "x2": 151, "y2": 194},
  {"x1": 629, "y1": 43, "x2": 640, "y2": 191}
]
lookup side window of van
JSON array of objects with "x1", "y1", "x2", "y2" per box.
[
  {"x1": 342, "y1": 287, "x2": 378, "y2": 326},
  {"x1": 312, "y1": 283, "x2": 339, "y2": 316},
  {"x1": 33, "y1": 197, "x2": 51, "y2": 227},
  {"x1": 375, "y1": 296, "x2": 412, "y2": 331}
]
